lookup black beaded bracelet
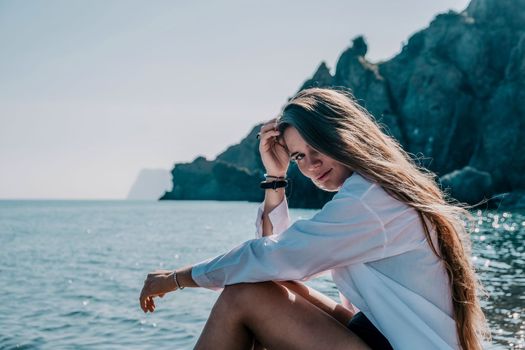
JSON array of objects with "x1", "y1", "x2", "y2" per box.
[{"x1": 260, "y1": 179, "x2": 288, "y2": 190}]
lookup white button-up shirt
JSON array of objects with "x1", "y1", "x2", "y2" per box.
[{"x1": 192, "y1": 172, "x2": 459, "y2": 349}]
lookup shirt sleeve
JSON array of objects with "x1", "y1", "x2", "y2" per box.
[
  {"x1": 255, "y1": 197, "x2": 291, "y2": 238},
  {"x1": 192, "y1": 194, "x2": 390, "y2": 289}
]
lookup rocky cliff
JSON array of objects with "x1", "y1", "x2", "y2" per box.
[{"x1": 161, "y1": 0, "x2": 525, "y2": 209}]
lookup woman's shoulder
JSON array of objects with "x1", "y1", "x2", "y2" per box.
[
  {"x1": 336, "y1": 172, "x2": 379, "y2": 200},
  {"x1": 317, "y1": 173, "x2": 383, "y2": 219},
  {"x1": 336, "y1": 172, "x2": 411, "y2": 212}
]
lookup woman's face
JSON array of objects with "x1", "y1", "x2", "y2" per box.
[{"x1": 282, "y1": 126, "x2": 353, "y2": 192}]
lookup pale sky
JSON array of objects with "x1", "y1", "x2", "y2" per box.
[{"x1": 0, "y1": 0, "x2": 470, "y2": 199}]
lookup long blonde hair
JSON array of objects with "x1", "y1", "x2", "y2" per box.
[{"x1": 278, "y1": 88, "x2": 489, "y2": 349}]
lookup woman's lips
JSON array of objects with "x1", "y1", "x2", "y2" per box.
[{"x1": 317, "y1": 168, "x2": 332, "y2": 181}]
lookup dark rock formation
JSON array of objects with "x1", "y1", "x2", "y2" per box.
[
  {"x1": 439, "y1": 166, "x2": 494, "y2": 204},
  {"x1": 159, "y1": 156, "x2": 263, "y2": 202},
  {"x1": 161, "y1": 0, "x2": 525, "y2": 209},
  {"x1": 215, "y1": 126, "x2": 263, "y2": 171},
  {"x1": 300, "y1": 62, "x2": 334, "y2": 90}
]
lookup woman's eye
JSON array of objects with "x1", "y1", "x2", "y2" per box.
[{"x1": 294, "y1": 154, "x2": 304, "y2": 161}]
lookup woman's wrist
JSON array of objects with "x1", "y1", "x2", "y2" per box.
[
  {"x1": 165, "y1": 272, "x2": 178, "y2": 291},
  {"x1": 266, "y1": 174, "x2": 287, "y2": 179},
  {"x1": 172, "y1": 272, "x2": 184, "y2": 290},
  {"x1": 264, "y1": 173, "x2": 287, "y2": 179},
  {"x1": 172, "y1": 266, "x2": 198, "y2": 289},
  {"x1": 263, "y1": 186, "x2": 285, "y2": 210}
]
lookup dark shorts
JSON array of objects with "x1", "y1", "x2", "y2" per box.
[{"x1": 347, "y1": 312, "x2": 393, "y2": 350}]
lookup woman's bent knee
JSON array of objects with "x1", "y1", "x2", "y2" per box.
[{"x1": 217, "y1": 282, "x2": 284, "y2": 312}]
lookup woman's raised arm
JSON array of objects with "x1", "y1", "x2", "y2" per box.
[{"x1": 257, "y1": 118, "x2": 290, "y2": 236}]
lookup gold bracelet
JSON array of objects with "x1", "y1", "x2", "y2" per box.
[{"x1": 173, "y1": 272, "x2": 184, "y2": 290}]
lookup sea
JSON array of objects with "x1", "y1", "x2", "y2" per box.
[{"x1": 0, "y1": 200, "x2": 523, "y2": 349}]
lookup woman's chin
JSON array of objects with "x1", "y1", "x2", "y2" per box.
[
  {"x1": 324, "y1": 186, "x2": 340, "y2": 192},
  {"x1": 315, "y1": 181, "x2": 339, "y2": 192}
]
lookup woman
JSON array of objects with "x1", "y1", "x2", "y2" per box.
[{"x1": 139, "y1": 88, "x2": 488, "y2": 349}]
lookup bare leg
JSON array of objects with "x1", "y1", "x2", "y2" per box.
[
  {"x1": 253, "y1": 340, "x2": 265, "y2": 350},
  {"x1": 194, "y1": 282, "x2": 370, "y2": 350},
  {"x1": 279, "y1": 281, "x2": 355, "y2": 325},
  {"x1": 253, "y1": 281, "x2": 354, "y2": 350}
]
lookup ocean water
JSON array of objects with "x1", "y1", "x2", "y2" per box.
[{"x1": 0, "y1": 200, "x2": 523, "y2": 349}]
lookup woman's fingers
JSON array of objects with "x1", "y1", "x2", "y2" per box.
[
  {"x1": 140, "y1": 280, "x2": 154, "y2": 313},
  {"x1": 147, "y1": 297, "x2": 155, "y2": 312},
  {"x1": 139, "y1": 279, "x2": 163, "y2": 313},
  {"x1": 140, "y1": 290, "x2": 148, "y2": 312},
  {"x1": 139, "y1": 270, "x2": 176, "y2": 313},
  {"x1": 140, "y1": 292, "x2": 156, "y2": 313},
  {"x1": 258, "y1": 119, "x2": 286, "y2": 151},
  {"x1": 260, "y1": 130, "x2": 280, "y2": 146},
  {"x1": 259, "y1": 128, "x2": 287, "y2": 154},
  {"x1": 258, "y1": 120, "x2": 279, "y2": 142},
  {"x1": 257, "y1": 119, "x2": 289, "y2": 175},
  {"x1": 260, "y1": 119, "x2": 277, "y2": 132},
  {"x1": 258, "y1": 127, "x2": 278, "y2": 143}
]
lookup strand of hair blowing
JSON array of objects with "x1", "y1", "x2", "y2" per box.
[{"x1": 278, "y1": 88, "x2": 490, "y2": 349}]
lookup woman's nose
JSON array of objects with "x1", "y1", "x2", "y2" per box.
[{"x1": 307, "y1": 155, "x2": 322, "y2": 171}]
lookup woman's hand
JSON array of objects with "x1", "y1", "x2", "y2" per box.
[
  {"x1": 258, "y1": 118, "x2": 289, "y2": 177},
  {"x1": 139, "y1": 270, "x2": 177, "y2": 313}
]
